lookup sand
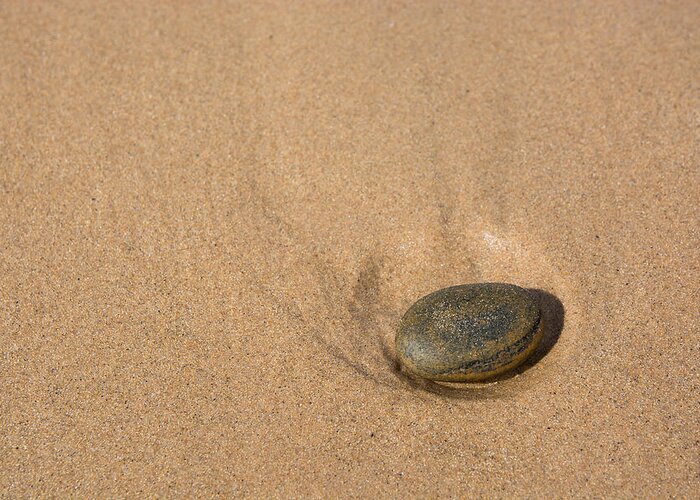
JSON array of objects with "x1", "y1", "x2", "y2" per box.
[{"x1": 1, "y1": 1, "x2": 698, "y2": 497}]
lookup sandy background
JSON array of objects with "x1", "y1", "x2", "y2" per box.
[{"x1": 1, "y1": 1, "x2": 699, "y2": 497}]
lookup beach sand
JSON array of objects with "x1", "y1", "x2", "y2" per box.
[{"x1": 1, "y1": 1, "x2": 698, "y2": 496}]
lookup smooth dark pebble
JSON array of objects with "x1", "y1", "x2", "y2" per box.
[{"x1": 396, "y1": 282, "x2": 543, "y2": 382}]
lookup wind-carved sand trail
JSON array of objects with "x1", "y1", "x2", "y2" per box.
[{"x1": 243, "y1": 170, "x2": 578, "y2": 400}]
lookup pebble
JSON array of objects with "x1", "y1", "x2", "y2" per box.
[{"x1": 396, "y1": 283, "x2": 543, "y2": 382}]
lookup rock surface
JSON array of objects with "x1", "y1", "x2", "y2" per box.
[{"x1": 396, "y1": 283, "x2": 543, "y2": 382}]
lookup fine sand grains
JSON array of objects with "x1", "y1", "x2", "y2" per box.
[{"x1": 1, "y1": 1, "x2": 699, "y2": 497}]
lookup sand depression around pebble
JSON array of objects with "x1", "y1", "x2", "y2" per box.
[{"x1": 266, "y1": 198, "x2": 578, "y2": 399}]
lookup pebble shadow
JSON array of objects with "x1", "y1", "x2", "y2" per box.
[{"x1": 520, "y1": 289, "x2": 565, "y2": 371}]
